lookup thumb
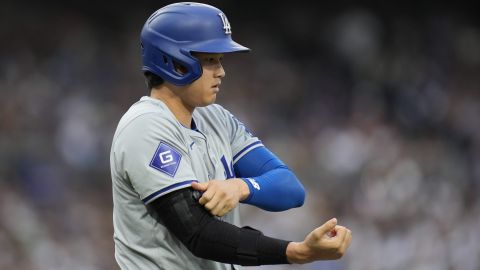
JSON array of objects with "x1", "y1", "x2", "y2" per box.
[
  {"x1": 318, "y1": 218, "x2": 337, "y2": 236},
  {"x1": 191, "y1": 181, "x2": 208, "y2": 191}
]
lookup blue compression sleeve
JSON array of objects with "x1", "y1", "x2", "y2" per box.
[{"x1": 234, "y1": 146, "x2": 305, "y2": 211}]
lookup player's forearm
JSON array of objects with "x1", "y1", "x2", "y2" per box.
[
  {"x1": 241, "y1": 168, "x2": 305, "y2": 211},
  {"x1": 234, "y1": 146, "x2": 306, "y2": 211},
  {"x1": 151, "y1": 188, "x2": 291, "y2": 266},
  {"x1": 190, "y1": 216, "x2": 290, "y2": 265},
  {"x1": 285, "y1": 242, "x2": 311, "y2": 264}
]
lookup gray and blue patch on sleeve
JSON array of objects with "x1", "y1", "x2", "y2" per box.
[{"x1": 150, "y1": 141, "x2": 182, "y2": 177}]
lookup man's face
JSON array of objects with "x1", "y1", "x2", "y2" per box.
[{"x1": 178, "y1": 53, "x2": 225, "y2": 108}]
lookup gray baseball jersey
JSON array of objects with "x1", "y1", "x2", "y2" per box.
[{"x1": 110, "y1": 96, "x2": 263, "y2": 270}]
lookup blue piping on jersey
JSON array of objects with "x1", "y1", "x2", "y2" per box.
[
  {"x1": 233, "y1": 141, "x2": 263, "y2": 162},
  {"x1": 143, "y1": 180, "x2": 198, "y2": 204}
]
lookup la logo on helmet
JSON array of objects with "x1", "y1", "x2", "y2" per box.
[{"x1": 218, "y1": 13, "x2": 231, "y2": 34}]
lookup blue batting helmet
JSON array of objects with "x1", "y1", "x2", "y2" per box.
[{"x1": 140, "y1": 2, "x2": 250, "y2": 86}]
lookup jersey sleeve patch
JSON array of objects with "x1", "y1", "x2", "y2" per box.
[{"x1": 149, "y1": 142, "x2": 182, "y2": 177}]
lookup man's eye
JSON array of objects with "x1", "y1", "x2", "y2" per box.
[
  {"x1": 204, "y1": 58, "x2": 217, "y2": 64},
  {"x1": 200, "y1": 56, "x2": 222, "y2": 65}
]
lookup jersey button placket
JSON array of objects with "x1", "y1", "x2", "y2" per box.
[{"x1": 196, "y1": 130, "x2": 219, "y2": 179}]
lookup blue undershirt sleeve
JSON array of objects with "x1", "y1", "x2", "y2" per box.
[{"x1": 233, "y1": 146, "x2": 305, "y2": 211}]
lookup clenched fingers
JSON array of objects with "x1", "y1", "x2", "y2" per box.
[
  {"x1": 339, "y1": 229, "x2": 352, "y2": 255},
  {"x1": 199, "y1": 189, "x2": 216, "y2": 205},
  {"x1": 329, "y1": 226, "x2": 351, "y2": 258},
  {"x1": 210, "y1": 201, "x2": 231, "y2": 216},
  {"x1": 204, "y1": 193, "x2": 235, "y2": 216},
  {"x1": 203, "y1": 192, "x2": 220, "y2": 211},
  {"x1": 332, "y1": 226, "x2": 348, "y2": 246}
]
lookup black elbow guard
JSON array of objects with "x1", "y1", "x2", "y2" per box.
[
  {"x1": 150, "y1": 188, "x2": 290, "y2": 266},
  {"x1": 234, "y1": 226, "x2": 290, "y2": 265}
]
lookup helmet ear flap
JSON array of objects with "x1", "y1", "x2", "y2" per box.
[
  {"x1": 172, "y1": 60, "x2": 188, "y2": 75},
  {"x1": 142, "y1": 42, "x2": 203, "y2": 85}
]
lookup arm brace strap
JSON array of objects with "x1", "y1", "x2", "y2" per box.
[{"x1": 150, "y1": 188, "x2": 290, "y2": 266}]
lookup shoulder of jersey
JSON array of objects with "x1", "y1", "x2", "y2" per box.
[
  {"x1": 131, "y1": 98, "x2": 170, "y2": 116},
  {"x1": 120, "y1": 98, "x2": 171, "y2": 123},
  {"x1": 113, "y1": 98, "x2": 177, "y2": 141}
]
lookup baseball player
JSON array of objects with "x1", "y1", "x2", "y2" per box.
[{"x1": 110, "y1": 2, "x2": 352, "y2": 270}]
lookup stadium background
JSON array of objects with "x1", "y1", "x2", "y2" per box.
[{"x1": 1, "y1": 1, "x2": 479, "y2": 269}]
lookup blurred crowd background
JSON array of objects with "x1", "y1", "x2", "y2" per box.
[{"x1": 1, "y1": 1, "x2": 479, "y2": 269}]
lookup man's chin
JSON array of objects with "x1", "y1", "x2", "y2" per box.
[{"x1": 197, "y1": 98, "x2": 216, "y2": 107}]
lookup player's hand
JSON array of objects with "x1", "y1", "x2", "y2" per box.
[
  {"x1": 191, "y1": 179, "x2": 250, "y2": 217},
  {"x1": 286, "y1": 218, "x2": 352, "y2": 264}
]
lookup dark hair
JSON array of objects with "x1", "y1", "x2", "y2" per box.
[{"x1": 144, "y1": 71, "x2": 164, "y2": 89}]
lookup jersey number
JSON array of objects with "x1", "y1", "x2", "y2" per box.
[{"x1": 220, "y1": 155, "x2": 235, "y2": 179}]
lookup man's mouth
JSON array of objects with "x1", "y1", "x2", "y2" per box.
[{"x1": 212, "y1": 82, "x2": 221, "y2": 91}]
